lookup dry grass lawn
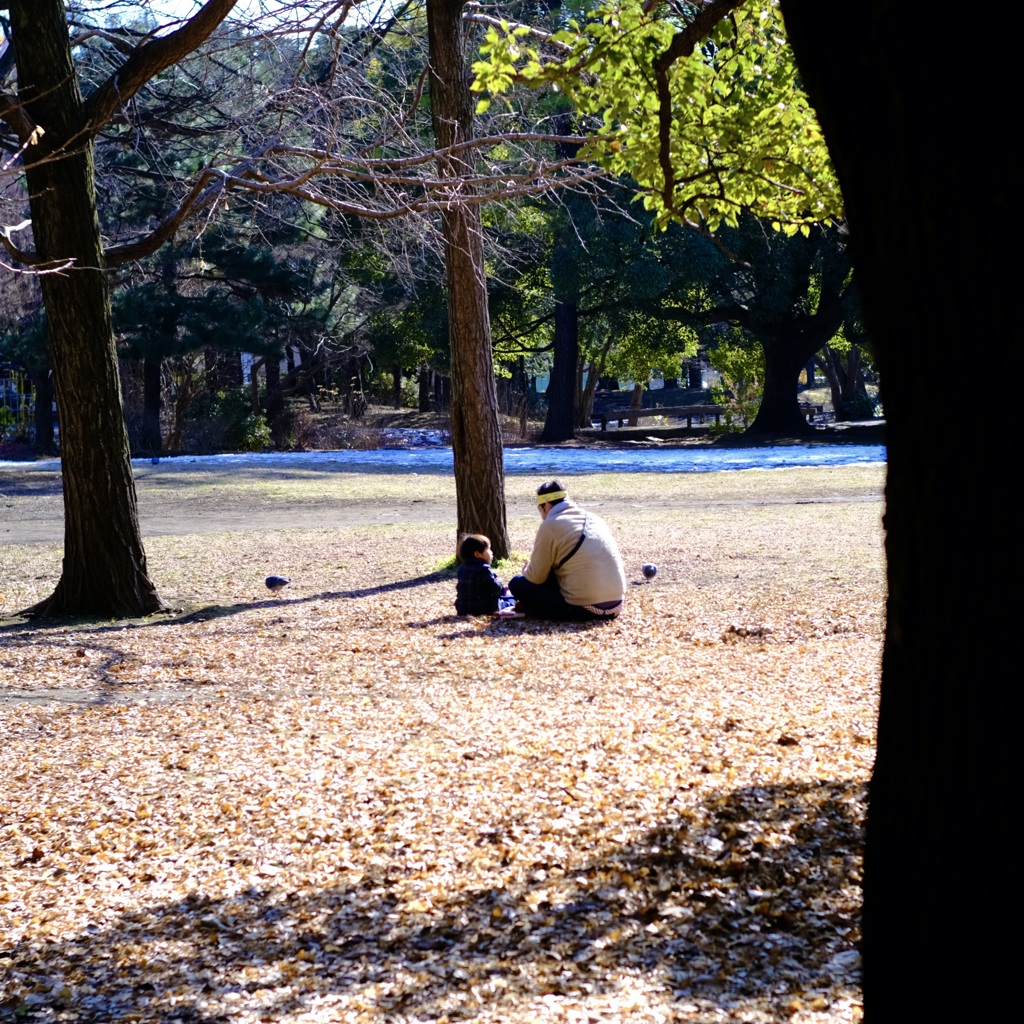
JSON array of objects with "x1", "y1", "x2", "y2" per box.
[{"x1": 0, "y1": 465, "x2": 884, "y2": 1024}]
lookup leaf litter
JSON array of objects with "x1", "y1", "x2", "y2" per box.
[{"x1": 0, "y1": 470, "x2": 883, "y2": 1023}]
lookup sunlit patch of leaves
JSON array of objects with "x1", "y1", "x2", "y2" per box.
[{"x1": 0, "y1": 489, "x2": 881, "y2": 1023}]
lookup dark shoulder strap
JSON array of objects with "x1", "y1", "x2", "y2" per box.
[{"x1": 553, "y1": 515, "x2": 588, "y2": 570}]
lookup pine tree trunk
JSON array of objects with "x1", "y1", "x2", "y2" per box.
[
  {"x1": 30, "y1": 369, "x2": 57, "y2": 455},
  {"x1": 418, "y1": 365, "x2": 433, "y2": 412},
  {"x1": 265, "y1": 357, "x2": 287, "y2": 447},
  {"x1": 782, "y1": 3, "x2": 1008, "y2": 1016},
  {"x1": 427, "y1": 0, "x2": 509, "y2": 559},
  {"x1": 141, "y1": 356, "x2": 163, "y2": 455},
  {"x1": 540, "y1": 300, "x2": 579, "y2": 442},
  {"x1": 12, "y1": 0, "x2": 163, "y2": 617}
]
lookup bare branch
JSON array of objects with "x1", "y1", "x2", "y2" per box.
[
  {"x1": 463, "y1": 8, "x2": 573, "y2": 55},
  {"x1": 83, "y1": 0, "x2": 240, "y2": 134},
  {"x1": 0, "y1": 89, "x2": 37, "y2": 143}
]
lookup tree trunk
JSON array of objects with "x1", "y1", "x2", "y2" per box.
[
  {"x1": 427, "y1": 0, "x2": 509, "y2": 559},
  {"x1": 817, "y1": 343, "x2": 874, "y2": 421},
  {"x1": 12, "y1": 0, "x2": 163, "y2": 617},
  {"x1": 782, "y1": 3, "x2": 1008, "y2": 1017},
  {"x1": 141, "y1": 355, "x2": 163, "y2": 455},
  {"x1": 417, "y1": 365, "x2": 433, "y2": 412},
  {"x1": 574, "y1": 356, "x2": 587, "y2": 428},
  {"x1": 627, "y1": 382, "x2": 644, "y2": 426},
  {"x1": 837, "y1": 348, "x2": 872, "y2": 421},
  {"x1": 540, "y1": 300, "x2": 579, "y2": 442},
  {"x1": 391, "y1": 363, "x2": 403, "y2": 409},
  {"x1": 747, "y1": 341, "x2": 815, "y2": 436},
  {"x1": 264, "y1": 356, "x2": 288, "y2": 447},
  {"x1": 578, "y1": 338, "x2": 613, "y2": 431},
  {"x1": 577, "y1": 358, "x2": 600, "y2": 429},
  {"x1": 434, "y1": 373, "x2": 451, "y2": 411},
  {"x1": 29, "y1": 369, "x2": 57, "y2": 455},
  {"x1": 817, "y1": 346, "x2": 844, "y2": 413}
]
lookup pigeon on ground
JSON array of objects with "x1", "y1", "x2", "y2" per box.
[
  {"x1": 641, "y1": 563, "x2": 658, "y2": 580},
  {"x1": 265, "y1": 575, "x2": 291, "y2": 594}
]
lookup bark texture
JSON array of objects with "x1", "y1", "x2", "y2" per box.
[
  {"x1": 427, "y1": 0, "x2": 509, "y2": 558},
  {"x1": 782, "y1": 2, "x2": 1009, "y2": 1016},
  {"x1": 4, "y1": 0, "x2": 237, "y2": 616},
  {"x1": 12, "y1": 0, "x2": 163, "y2": 616}
]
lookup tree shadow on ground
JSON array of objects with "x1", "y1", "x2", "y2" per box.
[
  {"x1": 0, "y1": 573, "x2": 454, "y2": 635},
  {"x1": 0, "y1": 470, "x2": 63, "y2": 497},
  {"x1": 0, "y1": 779, "x2": 864, "y2": 1022}
]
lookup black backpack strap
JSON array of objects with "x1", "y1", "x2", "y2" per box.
[{"x1": 553, "y1": 515, "x2": 588, "y2": 570}]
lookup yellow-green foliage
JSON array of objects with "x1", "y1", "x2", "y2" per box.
[{"x1": 472, "y1": 1, "x2": 842, "y2": 231}]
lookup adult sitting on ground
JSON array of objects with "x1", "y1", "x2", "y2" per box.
[{"x1": 508, "y1": 479, "x2": 626, "y2": 621}]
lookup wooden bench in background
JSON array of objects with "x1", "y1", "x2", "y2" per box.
[
  {"x1": 596, "y1": 405, "x2": 724, "y2": 431},
  {"x1": 597, "y1": 402, "x2": 827, "y2": 430}
]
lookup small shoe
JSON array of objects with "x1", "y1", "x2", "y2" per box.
[{"x1": 495, "y1": 608, "x2": 525, "y2": 619}]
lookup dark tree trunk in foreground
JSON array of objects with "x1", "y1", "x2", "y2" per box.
[
  {"x1": 12, "y1": 0, "x2": 163, "y2": 616},
  {"x1": 783, "y1": 3, "x2": 1009, "y2": 1017},
  {"x1": 427, "y1": 0, "x2": 509, "y2": 559},
  {"x1": 540, "y1": 300, "x2": 579, "y2": 442}
]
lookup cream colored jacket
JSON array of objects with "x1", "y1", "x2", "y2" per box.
[{"x1": 524, "y1": 500, "x2": 626, "y2": 607}]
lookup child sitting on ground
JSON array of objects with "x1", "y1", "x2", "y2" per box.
[{"x1": 454, "y1": 534, "x2": 518, "y2": 617}]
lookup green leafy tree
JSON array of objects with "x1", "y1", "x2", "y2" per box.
[
  {"x1": 694, "y1": 216, "x2": 856, "y2": 434},
  {"x1": 706, "y1": 326, "x2": 764, "y2": 429},
  {"x1": 473, "y1": 0, "x2": 841, "y2": 230},
  {"x1": 815, "y1": 322, "x2": 875, "y2": 422},
  {"x1": 508, "y1": 183, "x2": 717, "y2": 441}
]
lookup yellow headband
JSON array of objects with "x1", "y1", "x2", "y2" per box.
[{"x1": 537, "y1": 490, "x2": 567, "y2": 505}]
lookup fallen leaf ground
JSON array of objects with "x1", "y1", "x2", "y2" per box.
[{"x1": 0, "y1": 466, "x2": 884, "y2": 1024}]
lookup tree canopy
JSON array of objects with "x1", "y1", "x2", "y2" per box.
[{"x1": 472, "y1": 0, "x2": 842, "y2": 231}]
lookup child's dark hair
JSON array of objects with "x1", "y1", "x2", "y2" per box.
[{"x1": 459, "y1": 533, "x2": 490, "y2": 562}]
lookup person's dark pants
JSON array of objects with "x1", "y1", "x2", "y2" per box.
[{"x1": 508, "y1": 574, "x2": 616, "y2": 622}]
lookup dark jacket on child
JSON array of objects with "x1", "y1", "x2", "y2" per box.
[{"x1": 455, "y1": 559, "x2": 504, "y2": 616}]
